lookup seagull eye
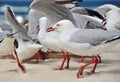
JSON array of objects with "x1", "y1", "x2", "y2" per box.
[{"x1": 56, "y1": 24, "x2": 60, "y2": 27}]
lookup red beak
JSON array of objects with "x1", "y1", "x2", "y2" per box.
[{"x1": 46, "y1": 27, "x2": 55, "y2": 32}]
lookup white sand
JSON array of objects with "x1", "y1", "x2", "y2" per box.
[{"x1": 0, "y1": 49, "x2": 120, "y2": 82}]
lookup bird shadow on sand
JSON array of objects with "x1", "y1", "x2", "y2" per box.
[
  {"x1": 24, "y1": 59, "x2": 59, "y2": 65},
  {"x1": 96, "y1": 69, "x2": 120, "y2": 75},
  {"x1": 4, "y1": 69, "x2": 18, "y2": 73},
  {"x1": 67, "y1": 63, "x2": 108, "y2": 71},
  {"x1": 102, "y1": 59, "x2": 120, "y2": 64},
  {"x1": 0, "y1": 55, "x2": 8, "y2": 59},
  {"x1": 66, "y1": 58, "x2": 120, "y2": 71}
]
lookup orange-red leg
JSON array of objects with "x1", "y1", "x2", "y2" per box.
[
  {"x1": 87, "y1": 56, "x2": 99, "y2": 75},
  {"x1": 13, "y1": 50, "x2": 26, "y2": 73},
  {"x1": 30, "y1": 50, "x2": 44, "y2": 63},
  {"x1": 77, "y1": 56, "x2": 96, "y2": 78},
  {"x1": 55, "y1": 51, "x2": 70, "y2": 70},
  {"x1": 58, "y1": 51, "x2": 67, "y2": 70},
  {"x1": 33, "y1": 52, "x2": 40, "y2": 63}
]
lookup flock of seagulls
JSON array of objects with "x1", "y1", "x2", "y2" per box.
[
  {"x1": 46, "y1": 19, "x2": 120, "y2": 77},
  {"x1": 0, "y1": 0, "x2": 120, "y2": 78}
]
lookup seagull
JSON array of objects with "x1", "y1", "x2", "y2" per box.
[
  {"x1": 72, "y1": 13, "x2": 105, "y2": 29},
  {"x1": 104, "y1": 9, "x2": 120, "y2": 31},
  {"x1": 30, "y1": 0, "x2": 79, "y2": 70},
  {"x1": 30, "y1": 0, "x2": 105, "y2": 68},
  {"x1": 38, "y1": 17, "x2": 70, "y2": 70},
  {"x1": 30, "y1": 0, "x2": 105, "y2": 30},
  {"x1": 28, "y1": 0, "x2": 78, "y2": 40},
  {"x1": 0, "y1": 32, "x2": 18, "y2": 56},
  {"x1": 5, "y1": 7, "x2": 43, "y2": 73},
  {"x1": 46, "y1": 19, "x2": 120, "y2": 78},
  {"x1": 71, "y1": 7, "x2": 106, "y2": 29},
  {"x1": 94, "y1": 4, "x2": 120, "y2": 18},
  {"x1": 30, "y1": 0, "x2": 77, "y2": 27},
  {"x1": 71, "y1": 7, "x2": 105, "y2": 20}
]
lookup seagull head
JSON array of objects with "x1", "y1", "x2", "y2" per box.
[{"x1": 46, "y1": 19, "x2": 75, "y2": 33}]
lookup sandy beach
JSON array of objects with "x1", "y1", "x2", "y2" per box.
[{"x1": 0, "y1": 47, "x2": 120, "y2": 82}]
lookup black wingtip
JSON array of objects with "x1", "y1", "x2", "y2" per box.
[
  {"x1": 5, "y1": 6, "x2": 15, "y2": 19},
  {"x1": 102, "y1": 36, "x2": 120, "y2": 44}
]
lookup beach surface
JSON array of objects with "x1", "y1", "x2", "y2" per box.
[{"x1": 0, "y1": 46, "x2": 120, "y2": 82}]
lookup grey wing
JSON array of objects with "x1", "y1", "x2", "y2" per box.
[
  {"x1": 85, "y1": 21, "x2": 106, "y2": 30},
  {"x1": 72, "y1": 13, "x2": 103, "y2": 29},
  {"x1": 70, "y1": 29, "x2": 119, "y2": 46},
  {"x1": 5, "y1": 7, "x2": 31, "y2": 41},
  {"x1": 71, "y1": 7, "x2": 88, "y2": 15},
  {"x1": 30, "y1": 0, "x2": 76, "y2": 26},
  {"x1": 49, "y1": 3, "x2": 76, "y2": 25}
]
